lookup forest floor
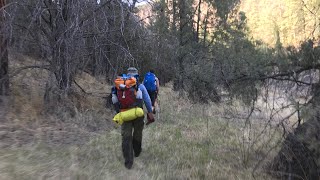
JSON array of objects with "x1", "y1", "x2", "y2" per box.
[{"x1": 0, "y1": 53, "x2": 282, "y2": 179}]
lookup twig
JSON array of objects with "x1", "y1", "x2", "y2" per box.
[
  {"x1": 0, "y1": 65, "x2": 50, "y2": 82},
  {"x1": 73, "y1": 79, "x2": 87, "y2": 94}
]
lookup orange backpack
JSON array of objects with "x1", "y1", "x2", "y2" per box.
[
  {"x1": 114, "y1": 76, "x2": 138, "y2": 110},
  {"x1": 114, "y1": 76, "x2": 137, "y2": 89}
]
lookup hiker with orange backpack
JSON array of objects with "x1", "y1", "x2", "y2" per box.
[
  {"x1": 143, "y1": 70, "x2": 160, "y2": 114},
  {"x1": 111, "y1": 67, "x2": 155, "y2": 169}
]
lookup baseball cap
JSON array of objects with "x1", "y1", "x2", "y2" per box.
[{"x1": 127, "y1": 67, "x2": 139, "y2": 76}]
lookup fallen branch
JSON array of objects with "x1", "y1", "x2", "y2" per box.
[
  {"x1": 73, "y1": 79, "x2": 110, "y2": 98},
  {"x1": 0, "y1": 65, "x2": 50, "y2": 82}
]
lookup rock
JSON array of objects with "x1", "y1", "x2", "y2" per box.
[{"x1": 269, "y1": 112, "x2": 320, "y2": 179}]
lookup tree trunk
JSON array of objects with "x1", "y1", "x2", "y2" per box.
[
  {"x1": 196, "y1": 0, "x2": 202, "y2": 42},
  {"x1": 203, "y1": 10, "x2": 209, "y2": 46},
  {"x1": 178, "y1": 0, "x2": 186, "y2": 46},
  {"x1": 53, "y1": 46, "x2": 73, "y2": 92},
  {"x1": 54, "y1": 0, "x2": 73, "y2": 93},
  {"x1": 172, "y1": 0, "x2": 177, "y2": 32},
  {"x1": 173, "y1": 0, "x2": 186, "y2": 91},
  {"x1": 0, "y1": 0, "x2": 9, "y2": 96},
  {"x1": 0, "y1": 38, "x2": 8, "y2": 95}
]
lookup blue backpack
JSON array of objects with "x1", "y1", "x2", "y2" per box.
[{"x1": 143, "y1": 72, "x2": 157, "y2": 91}]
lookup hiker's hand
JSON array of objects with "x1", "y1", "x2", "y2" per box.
[{"x1": 146, "y1": 112, "x2": 155, "y2": 125}]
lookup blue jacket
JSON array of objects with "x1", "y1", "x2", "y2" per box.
[{"x1": 138, "y1": 84, "x2": 153, "y2": 113}]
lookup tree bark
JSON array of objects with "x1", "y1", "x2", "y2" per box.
[
  {"x1": 203, "y1": 10, "x2": 209, "y2": 46},
  {"x1": 172, "y1": 0, "x2": 177, "y2": 32},
  {"x1": 196, "y1": 0, "x2": 202, "y2": 43},
  {"x1": 0, "y1": 0, "x2": 9, "y2": 95}
]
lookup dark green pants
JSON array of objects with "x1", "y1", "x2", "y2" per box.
[{"x1": 121, "y1": 116, "x2": 144, "y2": 167}]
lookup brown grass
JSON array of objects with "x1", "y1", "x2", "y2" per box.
[{"x1": 0, "y1": 52, "x2": 282, "y2": 179}]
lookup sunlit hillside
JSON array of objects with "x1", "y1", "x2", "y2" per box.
[
  {"x1": 136, "y1": 0, "x2": 320, "y2": 47},
  {"x1": 240, "y1": 0, "x2": 320, "y2": 47}
]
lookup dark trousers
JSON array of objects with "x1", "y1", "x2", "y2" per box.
[
  {"x1": 121, "y1": 116, "x2": 144, "y2": 167},
  {"x1": 147, "y1": 90, "x2": 157, "y2": 106}
]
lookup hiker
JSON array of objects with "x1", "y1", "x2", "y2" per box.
[
  {"x1": 111, "y1": 67, "x2": 155, "y2": 169},
  {"x1": 143, "y1": 70, "x2": 160, "y2": 113}
]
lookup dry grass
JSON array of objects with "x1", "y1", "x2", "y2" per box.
[
  {"x1": 0, "y1": 87, "x2": 281, "y2": 179},
  {"x1": 6, "y1": 52, "x2": 111, "y2": 122},
  {"x1": 0, "y1": 53, "x2": 282, "y2": 179},
  {"x1": 0, "y1": 52, "x2": 113, "y2": 148}
]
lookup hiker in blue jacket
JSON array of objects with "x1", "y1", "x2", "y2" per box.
[
  {"x1": 143, "y1": 70, "x2": 160, "y2": 113},
  {"x1": 111, "y1": 67, "x2": 155, "y2": 169}
]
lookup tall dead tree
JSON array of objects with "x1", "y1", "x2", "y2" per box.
[
  {"x1": 0, "y1": 0, "x2": 8, "y2": 95},
  {"x1": 11, "y1": 0, "x2": 150, "y2": 94}
]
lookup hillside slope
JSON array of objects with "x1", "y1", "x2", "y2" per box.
[{"x1": 0, "y1": 52, "x2": 113, "y2": 148}]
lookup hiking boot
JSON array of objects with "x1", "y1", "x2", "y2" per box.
[
  {"x1": 134, "y1": 150, "x2": 141, "y2": 157},
  {"x1": 125, "y1": 162, "x2": 133, "y2": 169}
]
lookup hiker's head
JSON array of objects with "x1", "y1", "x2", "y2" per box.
[
  {"x1": 149, "y1": 69, "x2": 155, "y2": 74},
  {"x1": 117, "y1": 73, "x2": 123, "y2": 78},
  {"x1": 127, "y1": 67, "x2": 139, "y2": 79}
]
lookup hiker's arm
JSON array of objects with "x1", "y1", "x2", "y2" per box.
[
  {"x1": 111, "y1": 86, "x2": 120, "y2": 113},
  {"x1": 113, "y1": 103, "x2": 120, "y2": 113},
  {"x1": 139, "y1": 84, "x2": 153, "y2": 113}
]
